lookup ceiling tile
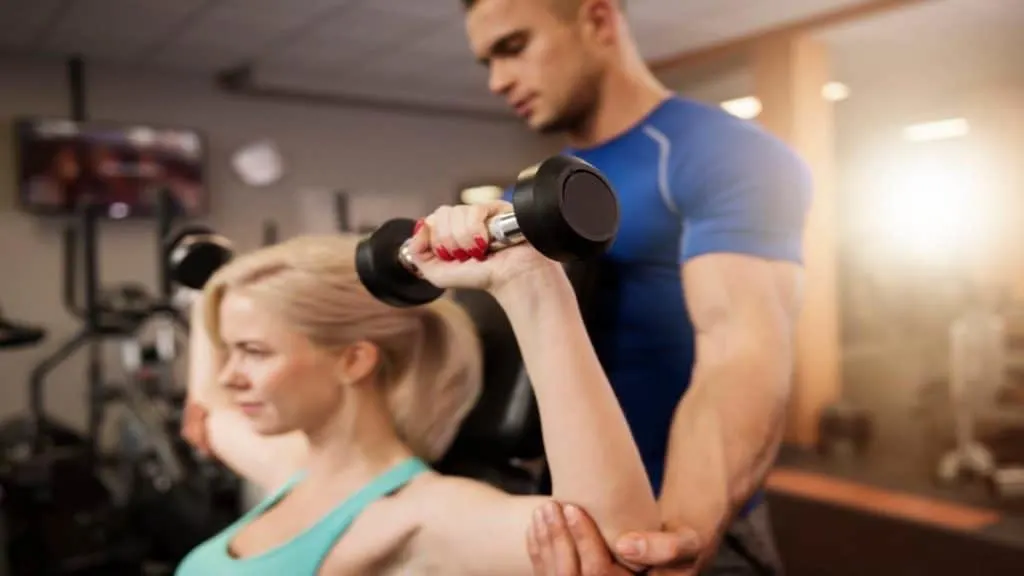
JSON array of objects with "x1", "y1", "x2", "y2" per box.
[
  {"x1": 364, "y1": 0, "x2": 461, "y2": 21},
  {"x1": 265, "y1": 3, "x2": 446, "y2": 69},
  {"x1": 42, "y1": 0, "x2": 208, "y2": 50},
  {"x1": 679, "y1": 0, "x2": 866, "y2": 41},
  {"x1": 313, "y1": 1, "x2": 443, "y2": 44},
  {"x1": 632, "y1": 22, "x2": 721, "y2": 59},
  {"x1": 0, "y1": 0, "x2": 64, "y2": 48},
  {"x1": 259, "y1": 56, "x2": 501, "y2": 114},
  {"x1": 43, "y1": 32, "x2": 152, "y2": 62},
  {"x1": 627, "y1": 0, "x2": 720, "y2": 27},
  {"x1": 204, "y1": 0, "x2": 358, "y2": 28},
  {"x1": 168, "y1": 6, "x2": 304, "y2": 52},
  {"x1": 821, "y1": 0, "x2": 1024, "y2": 92},
  {"x1": 404, "y1": 20, "x2": 475, "y2": 59},
  {"x1": 151, "y1": 43, "x2": 251, "y2": 72}
]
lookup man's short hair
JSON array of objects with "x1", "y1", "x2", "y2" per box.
[
  {"x1": 460, "y1": 0, "x2": 590, "y2": 19},
  {"x1": 461, "y1": 0, "x2": 625, "y2": 16}
]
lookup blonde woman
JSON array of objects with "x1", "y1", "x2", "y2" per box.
[{"x1": 176, "y1": 201, "x2": 658, "y2": 575}]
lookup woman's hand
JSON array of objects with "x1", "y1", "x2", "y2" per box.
[
  {"x1": 409, "y1": 201, "x2": 559, "y2": 294},
  {"x1": 180, "y1": 400, "x2": 214, "y2": 458}
]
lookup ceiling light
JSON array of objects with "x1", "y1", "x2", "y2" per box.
[
  {"x1": 822, "y1": 82, "x2": 850, "y2": 102},
  {"x1": 902, "y1": 118, "x2": 970, "y2": 142},
  {"x1": 460, "y1": 185, "x2": 504, "y2": 205},
  {"x1": 720, "y1": 96, "x2": 762, "y2": 119}
]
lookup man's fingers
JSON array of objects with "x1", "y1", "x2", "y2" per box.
[
  {"x1": 533, "y1": 506, "x2": 558, "y2": 576},
  {"x1": 562, "y1": 504, "x2": 615, "y2": 575},
  {"x1": 543, "y1": 502, "x2": 580, "y2": 575},
  {"x1": 614, "y1": 529, "x2": 701, "y2": 567},
  {"x1": 527, "y1": 520, "x2": 546, "y2": 575}
]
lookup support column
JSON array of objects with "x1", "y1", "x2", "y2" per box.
[{"x1": 753, "y1": 34, "x2": 841, "y2": 447}]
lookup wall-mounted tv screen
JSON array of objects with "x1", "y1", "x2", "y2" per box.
[{"x1": 13, "y1": 117, "x2": 208, "y2": 218}]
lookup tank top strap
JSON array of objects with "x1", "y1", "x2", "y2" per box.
[
  {"x1": 219, "y1": 472, "x2": 309, "y2": 539},
  {"x1": 301, "y1": 457, "x2": 431, "y2": 560}
]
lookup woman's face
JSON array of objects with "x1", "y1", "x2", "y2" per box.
[{"x1": 216, "y1": 290, "x2": 341, "y2": 435}]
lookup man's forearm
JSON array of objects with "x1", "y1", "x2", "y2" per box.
[{"x1": 658, "y1": 345, "x2": 792, "y2": 567}]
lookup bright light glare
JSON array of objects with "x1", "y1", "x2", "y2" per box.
[
  {"x1": 460, "y1": 185, "x2": 503, "y2": 205},
  {"x1": 874, "y1": 155, "x2": 989, "y2": 261},
  {"x1": 822, "y1": 82, "x2": 850, "y2": 102},
  {"x1": 720, "y1": 96, "x2": 762, "y2": 119},
  {"x1": 903, "y1": 118, "x2": 970, "y2": 142}
]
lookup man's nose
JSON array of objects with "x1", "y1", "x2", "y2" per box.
[{"x1": 488, "y1": 62, "x2": 515, "y2": 97}]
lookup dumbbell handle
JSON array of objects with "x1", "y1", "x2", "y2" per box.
[{"x1": 396, "y1": 211, "x2": 522, "y2": 273}]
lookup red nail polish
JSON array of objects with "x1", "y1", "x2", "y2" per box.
[
  {"x1": 453, "y1": 249, "x2": 469, "y2": 262},
  {"x1": 413, "y1": 219, "x2": 424, "y2": 235},
  {"x1": 472, "y1": 248, "x2": 487, "y2": 261},
  {"x1": 437, "y1": 246, "x2": 452, "y2": 261},
  {"x1": 474, "y1": 236, "x2": 488, "y2": 251}
]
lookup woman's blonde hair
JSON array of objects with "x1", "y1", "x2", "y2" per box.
[{"x1": 200, "y1": 234, "x2": 483, "y2": 462}]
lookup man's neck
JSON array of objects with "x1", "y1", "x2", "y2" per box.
[
  {"x1": 566, "y1": 61, "x2": 673, "y2": 150},
  {"x1": 301, "y1": 390, "x2": 414, "y2": 491}
]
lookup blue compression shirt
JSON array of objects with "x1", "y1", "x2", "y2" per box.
[{"x1": 512, "y1": 96, "x2": 812, "y2": 503}]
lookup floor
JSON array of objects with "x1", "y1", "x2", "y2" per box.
[{"x1": 766, "y1": 445, "x2": 1024, "y2": 575}]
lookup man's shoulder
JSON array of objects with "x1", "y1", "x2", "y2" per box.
[{"x1": 655, "y1": 96, "x2": 798, "y2": 162}]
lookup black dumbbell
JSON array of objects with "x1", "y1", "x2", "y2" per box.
[
  {"x1": 165, "y1": 226, "x2": 234, "y2": 290},
  {"x1": 356, "y1": 155, "x2": 619, "y2": 307}
]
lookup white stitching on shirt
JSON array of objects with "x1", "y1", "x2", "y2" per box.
[{"x1": 642, "y1": 125, "x2": 679, "y2": 216}]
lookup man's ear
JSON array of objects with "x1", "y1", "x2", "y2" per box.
[
  {"x1": 579, "y1": 0, "x2": 619, "y2": 45},
  {"x1": 335, "y1": 341, "x2": 381, "y2": 386}
]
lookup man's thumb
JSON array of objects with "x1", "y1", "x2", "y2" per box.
[{"x1": 614, "y1": 529, "x2": 701, "y2": 564}]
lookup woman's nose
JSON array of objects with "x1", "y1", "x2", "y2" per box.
[{"x1": 217, "y1": 362, "x2": 250, "y2": 390}]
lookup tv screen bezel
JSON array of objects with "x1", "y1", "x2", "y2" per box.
[{"x1": 11, "y1": 115, "x2": 212, "y2": 219}]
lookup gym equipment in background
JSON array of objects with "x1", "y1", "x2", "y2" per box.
[
  {"x1": 1, "y1": 190, "x2": 240, "y2": 575},
  {"x1": 938, "y1": 306, "x2": 1005, "y2": 484},
  {"x1": 0, "y1": 314, "x2": 46, "y2": 350},
  {"x1": 26, "y1": 190, "x2": 188, "y2": 458},
  {"x1": 261, "y1": 220, "x2": 279, "y2": 246},
  {"x1": 937, "y1": 301, "x2": 1024, "y2": 502},
  {"x1": 356, "y1": 155, "x2": 620, "y2": 307},
  {"x1": 165, "y1": 225, "x2": 234, "y2": 291},
  {"x1": 817, "y1": 401, "x2": 874, "y2": 458},
  {"x1": 0, "y1": 308, "x2": 49, "y2": 576}
]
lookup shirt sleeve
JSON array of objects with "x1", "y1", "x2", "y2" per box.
[{"x1": 673, "y1": 121, "x2": 813, "y2": 265}]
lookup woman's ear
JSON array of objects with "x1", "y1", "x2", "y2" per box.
[{"x1": 335, "y1": 341, "x2": 381, "y2": 386}]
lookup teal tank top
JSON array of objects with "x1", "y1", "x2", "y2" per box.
[{"x1": 175, "y1": 457, "x2": 430, "y2": 575}]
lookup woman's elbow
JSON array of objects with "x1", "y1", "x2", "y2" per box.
[{"x1": 596, "y1": 496, "x2": 661, "y2": 542}]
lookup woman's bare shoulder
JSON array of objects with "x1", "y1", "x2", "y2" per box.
[{"x1": 316, "y1": 471, "x2": 479, "y2": 574}]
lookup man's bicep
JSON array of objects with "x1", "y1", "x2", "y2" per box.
[{"x1": 681, "y1": 254, "x2": 803, "y2": 342}]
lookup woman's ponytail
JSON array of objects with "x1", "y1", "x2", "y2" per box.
[{"x1": 385, "y1": 297, "x2": 483, "y2": 462}]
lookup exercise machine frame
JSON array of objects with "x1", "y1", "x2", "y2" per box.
[{"x1": 27, "y1": 190, "x2": 190, "y2": 460}]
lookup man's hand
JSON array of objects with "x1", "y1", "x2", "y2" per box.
[{"x1": 527, "y1": 502, "x2": 701, "y2": 576}]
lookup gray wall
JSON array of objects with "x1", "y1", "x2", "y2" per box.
[{"x1": 0, "y1": 54, "x2": 550, "y2": 429}]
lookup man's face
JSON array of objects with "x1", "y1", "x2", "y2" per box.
[{"x1": 465, "y1": 0, "x2": 603, "y2": 134}]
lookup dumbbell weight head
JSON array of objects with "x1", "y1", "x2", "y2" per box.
[
  {"x1": 165, "y1": 226, "x2": 234, "y2": 290},
  {"x1": 355, "y1": 155, "x2": 619, "y2": 308},
  {"x1": 356, "y1": 219, "x2": 445, "y2": 307},
  {"x1": 512, "y1": 155, "x2": 619, "y2": 262}
]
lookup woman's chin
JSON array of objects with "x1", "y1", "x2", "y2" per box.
[{"x1": 249, "y1": 418, "x2": 296, "y2": 437}]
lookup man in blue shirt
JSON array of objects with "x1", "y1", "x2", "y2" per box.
[{"x1": 461, "y1": 0, "x2": 812, "y2": 574}]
